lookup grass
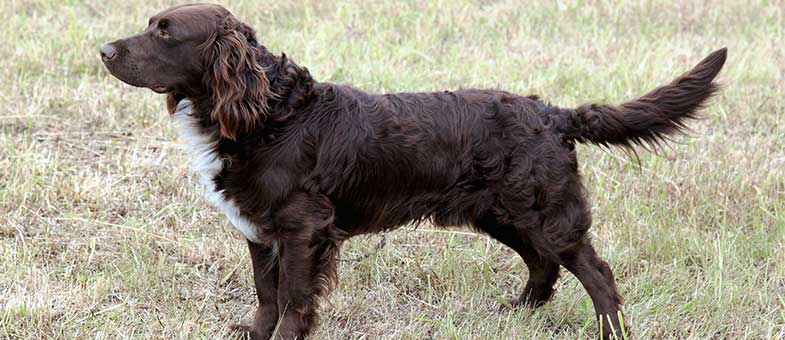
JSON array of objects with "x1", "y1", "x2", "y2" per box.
[{"x1": 1, "y1": 0, "x2": 784, "y2": 339}]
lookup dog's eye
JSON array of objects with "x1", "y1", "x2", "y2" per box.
[{"x1": 156, "y1": 19, "x2": 171, "y2": 39}]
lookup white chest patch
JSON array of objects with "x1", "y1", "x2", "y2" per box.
[{"x1": 172, "y1": 99, "x2": 262, "y2": 243}]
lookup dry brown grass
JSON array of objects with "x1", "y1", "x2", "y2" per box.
[{"x1": 1, "y1": 1, "x2": 784, "y2": 339}]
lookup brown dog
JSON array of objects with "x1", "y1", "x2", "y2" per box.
[{"x1": 100, "y1": 4, "x2": 726, "y2": 339}]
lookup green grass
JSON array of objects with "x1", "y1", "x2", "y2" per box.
[{"x1": 1, "y1": 0, "x2": 784, "y2": 339}]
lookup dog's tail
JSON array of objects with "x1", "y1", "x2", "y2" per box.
[{"x1": 561, "y1": 48, "x2": 727, "y2": 150}]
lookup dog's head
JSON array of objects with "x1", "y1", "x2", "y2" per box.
[{"x1": 100, "y1": 4, "x2": 270, "y2": 139}]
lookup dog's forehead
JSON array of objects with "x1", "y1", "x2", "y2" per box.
[{"x1": 150, "y1": 3, "x2": 231, "y2": 25}]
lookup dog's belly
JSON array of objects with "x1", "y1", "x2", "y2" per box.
[
  {"x1": 331, "y1": 186, "x2": 487, "y2": 235},
  {"x1": 172, "y1": 99, "x2": 263, "y2": 243}
]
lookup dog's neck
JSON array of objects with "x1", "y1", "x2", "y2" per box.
[
  {"x1": 259, "y1": 51, "x2": 317, "y2": 110},
  {"x1": 167, "y1": 50, "x2": 317, "y2": 130},
  {"x1": 170, "y1": 97, "x2": 264, "y2": 243}
]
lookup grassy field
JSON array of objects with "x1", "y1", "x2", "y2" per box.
[{"x1": 1, "y1": 0, "x2": 784, "y2": 339}]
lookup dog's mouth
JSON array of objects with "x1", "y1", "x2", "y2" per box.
[
  {"x1": 103, "y1": 65, "x2": 147, "y2": 90},
  {"x1": 151, "y1": 85, "x2": 169, "y2": 93},
  {"x1": 102, "y1": 58, "x2": 168, "y2": 93}
]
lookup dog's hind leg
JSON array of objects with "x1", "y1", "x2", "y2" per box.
[
  {"x1": 474, "y1": 213, "x2": 561, "y2": 309},
  {"x1": 539, "y1": 190, "x2": 626, "y2": 339},
  {"x1": 559, "y1": 239, "x2": 625, "y2": 339}
]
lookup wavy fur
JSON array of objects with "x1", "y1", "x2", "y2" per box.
[
  {"x1": 563, "y1": 48, "x2": 727, "y2": 150},
  {"x1": 202, "y1": 17, "x2": 270, "y2": 140},
  {"x1": 100, "y1": 5, "x2": 729, "y2": 339}
]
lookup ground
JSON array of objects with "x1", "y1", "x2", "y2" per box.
[{"x1": 1, "y1": 1, "x2": 784, "y2": 339}]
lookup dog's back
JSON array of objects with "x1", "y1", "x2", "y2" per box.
[
  {"x1": 300, "y1": 85, "x2": 565, "y2": 233},
  {"x1": 307, "y1": 48, "x2": 727, "y2": 239}
]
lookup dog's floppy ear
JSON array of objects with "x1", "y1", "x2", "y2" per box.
[{"x1": 202, "y1": 16, "x2": 270, "y2": 140}]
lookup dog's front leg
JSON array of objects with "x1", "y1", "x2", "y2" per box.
[
  {"x1": 272, "y1": 193, "x2": 339, "y2": 339},
  {"x1": 230, "y1": 240, "x2": 279, "y2": 339},
  {"x1": 250, "y1": 240, "x2": 280, "y2": 338},
  {"x1": 274, "y1": 235, "x2": 317, "y2": 339}
]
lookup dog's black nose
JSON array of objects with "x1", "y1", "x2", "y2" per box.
[{"x1": 99, "y1": 44, "x2": 117, "y2": 61}]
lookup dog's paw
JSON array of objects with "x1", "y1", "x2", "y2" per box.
[
  {"x1": 497, "y1": 296, "x2": 548, "y2": 313},
  {"x1": 228, "y1": 323, "x2": 252, "y2": 339},
  {"x1": 228, "y1": 323, "x2": 272, "y2": 340},
  {"x1": 228, "y1": 323, "x2": 249, "y2": 331},
  {"x1": 496, "y1": 296, "x2": 520, "y2": 312}
]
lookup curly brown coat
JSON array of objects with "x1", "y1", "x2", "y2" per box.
[{"x1": 100, "y1": 4, "x2": 727, "y2": 339}]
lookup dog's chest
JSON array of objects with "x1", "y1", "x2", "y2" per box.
[{"x1": 172, "y1": 100, "x2": 262, "y2": 243}]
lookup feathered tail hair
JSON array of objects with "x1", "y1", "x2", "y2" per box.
[{"x1": 562, "y1": 48, "x2": 727, "y2": 150}]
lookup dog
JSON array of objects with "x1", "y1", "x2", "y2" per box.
[{"x1": 100, "y1": 4, "x2": 726, "y2": 339}]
